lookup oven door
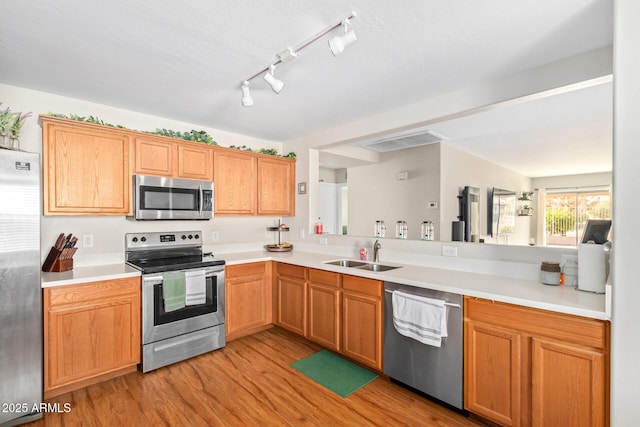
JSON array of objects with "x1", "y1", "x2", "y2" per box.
[
  {"x1": 134, "y1": 175, "x2": 213, "y2": 220},
  {"x1": 142, "y1": 266, "x2": 225, "y2": 345}
]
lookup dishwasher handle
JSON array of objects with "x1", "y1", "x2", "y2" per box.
[{"x1": 384, "y1": 289, "x2": 461, "y2": 308}]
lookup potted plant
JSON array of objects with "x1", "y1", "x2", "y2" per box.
[
  {"x1": 9, "y1": 111, "x2": 31, "y2": 149},
  {"x1": 0, "y1": 104, "x2": 16, "y2": 149}
]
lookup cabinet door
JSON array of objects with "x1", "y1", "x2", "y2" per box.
[
  {"x1": 257, "y1": 157, "x2": 295, "y2": 216},
  {"x1": 531, "y1": 338, "x2": 606, "y2": 427},
  {"x1": 177, "y1": 143, "x2": 213, "y2": 180},
  {"x1": 308, "y1": 283, "x2": 341, "y2": 351},
  {"x1": 465, "y1": 321, "x2": 522, "y2": 427},
  {"x1": 214, "y1": 150, "x2": 257, "y2": 215},
  {"x1": 43, "y1": 120, "x2": 131, "y2": 215},
  {"x1": 275, "y1": 275, "x2": 307, "y2": 336},
  {"x1": 44, "y1": 278, "x2": 140, "y2": 395},
  {"x1": 134, "y1": 136, "x2": 175, "y2": 176},
  {"x1": 226, "y1": 262, "x2": 272, "y2": 340},
  {"x1": 342, "y1": 291, "x2": 382, "y2": 370}
]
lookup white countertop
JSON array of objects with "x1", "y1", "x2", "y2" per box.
[
  {"x1": 221, "y1": 250, "x2": 607, "y2": 320},
  {"x1": 39, "y1": 250, "x2": 606, "y2": 320},
  {"x1": 41, "y1": 263, "x2": 141, "y2": 288}
]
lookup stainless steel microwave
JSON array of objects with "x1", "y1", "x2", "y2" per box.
[{"x1": 133, "y1": 175, "x2": 213, "y2": 220}]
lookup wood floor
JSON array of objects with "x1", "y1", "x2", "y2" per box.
[{"x1": 28, "y1": 327, "x2": 484, "y2": 426}]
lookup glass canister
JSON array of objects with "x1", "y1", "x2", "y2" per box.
[
  {"x1": 380, "y1": 220, "x2": 386, "y2": 237},
  {"x1": 540, "y1": 261, "x2": 561, "y2": 285},
  {"x1": 374, "y1": 221, "x2": 382, "y2": 237},
  {"x1": 421, "y1": 221, "x2": 434, "y2": 241},
  {"x1": 396, "y1": 221, "x2": 408, "y2": 239}
]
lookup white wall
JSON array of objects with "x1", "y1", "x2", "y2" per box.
[
  {"x1": 1, "y1": 83, "x2": 286, "y2": 265},
  {"x1": 611, "y1": 0, "x2": 640, "y2": 423},
  {"x1": 347, "y1": 144, "x2": 441, "y2": 240},
  {"x1": 440, "y1": 144, "x2": 532, "y2": 245},
  {"x1": 531, "y1": 172, "x2": 612, "y2": 190}
]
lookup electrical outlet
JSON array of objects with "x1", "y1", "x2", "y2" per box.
[
  {"x1": 428, "y1": 201, "x2": 439, "y2": 209},
  {"x1": 211, "y1": 231, "x2": 219, "y2": 242},
  {"x1": 442, "y1": 245, "x2": 458, "y2": 257},
  {"x1": 82, "y1": 234, "x2": 94, "y2": 248},
  {"x1": 299, "y1": 228, "x2": 305, "y2": 239},
  {"x1": 319, "y1": 237, "x2": 328, "y2": 245}
]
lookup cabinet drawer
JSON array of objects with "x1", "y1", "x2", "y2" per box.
[
  {"x1": 342, "y1": 275, "x2": 382, "y2": 297},
  {"x1": 226, "y1": 262, "x2": 266, "y2": 278},
  {"x1": 465, "y1": 297, "x2": 608, "y2": 349},
  {"x1": 277, "y1": 263, "x2": 307, "y2": 280},
  {"x1": 309, "y1": 269, "x2": 340, "y2": 288},
  {"x1": 46, "y1": 277, "x2": 140, "y2": 308}
]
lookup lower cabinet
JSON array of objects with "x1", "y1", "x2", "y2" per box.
[
  {"x1": 307, "y1": 269, "x2": 341, "y2": 351},
  {"x1": 274, "y1": 263, "x2": 383, "y2": 371},
  {"x1": 341, "y1": 275, "x2": 383, "y2": 371},
  {"x1": 274, "y1": 263, "x2": 308, "y2": 336},
  {"x1": 464, "y1": 297, "x2": 609, "y2": 427},
  {"x1": 225, "y1": 262, "x2": 272, "y2": 341},
  {"x1": 43, "y1": 277, "x2": 140, "y2": 399}
]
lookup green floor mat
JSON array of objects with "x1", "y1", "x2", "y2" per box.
[{"x1": 290, "y1": 349, "x2": 378, "y2": 398}]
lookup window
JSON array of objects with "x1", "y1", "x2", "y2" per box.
[{"x1": 544, "y1": 187, "x2": 611, "y2": 247}]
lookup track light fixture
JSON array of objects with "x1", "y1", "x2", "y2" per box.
[
  {"x1": 329, "y1": 17, "x2": 357, "y2": 56},
  {"x1": 263, "y1": 65, "x2": 284, "y2": 94},
  {"x1": 241, "y1": 81, "x2": 253, "y2": 107},
  {"x1": 240, "y1": 11, "x2": 358, "y2": 107}
]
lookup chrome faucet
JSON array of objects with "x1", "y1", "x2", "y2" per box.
[{"x1": 373, "y1": 240, "x2": 382, "y2": 263}]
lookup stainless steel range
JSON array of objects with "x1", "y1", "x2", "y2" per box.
[{"x1": 125, "y1": 231, "x2": 225, "y2": 373}]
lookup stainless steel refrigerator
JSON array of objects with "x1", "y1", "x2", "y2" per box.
[{"x1": 0, "y1": 149, "x2": 42, "y2": 426}]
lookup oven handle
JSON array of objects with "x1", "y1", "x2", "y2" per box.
[
  {"x1": 199, "y1": 184, "x2": 203, "y2": 216},
  {"x1": 143, "y1": 268, "x2": 224, "y2": 288}
]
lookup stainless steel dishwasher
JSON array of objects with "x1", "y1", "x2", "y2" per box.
[{"x1": 383, "y1": 282, "x2": 464, "y2": 410}]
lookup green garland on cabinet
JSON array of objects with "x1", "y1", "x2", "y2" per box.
[{"x1": 47, "y1": 112, "x2": 296, "y2": 158}]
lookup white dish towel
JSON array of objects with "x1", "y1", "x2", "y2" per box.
[
  {"x1": 185, "y1": 270, "x2": 206, "y2": 306},
  {"x1": 392, "y1": 290, "x2": 448, "y2": 347}
]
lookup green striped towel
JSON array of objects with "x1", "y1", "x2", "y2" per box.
[{"x1": 162, "y1": 271, "x2": 186, "y2": 312}]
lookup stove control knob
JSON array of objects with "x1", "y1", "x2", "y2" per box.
[
  {"x1": 194, "y1": 234, "x2": 200, "y2": 239},
  {"x1": 140, "y1": 237, "x2": 147, "y2": 242},
  {"x1": 132, "y1": 237, "x2": 138, "y2": 243},
  {"x1": 188, "y1": 234, "x2": 193, "y2": 239},
  {"x1": 182, "y1": 235, "x2": 187, "y2": 240}
]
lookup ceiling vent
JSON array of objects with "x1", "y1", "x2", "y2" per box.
[{"x1": 358, "y1": 130, "x2": 446, "y2": 152}]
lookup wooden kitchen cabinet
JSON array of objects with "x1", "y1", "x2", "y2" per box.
[
  {"x1": 465, "y1": 320, "x2": 522, "y2": 426},
  {"x1": 133, "y1": 136, "x2": 213, "y2": 180},
  {"x1": 213, "y1": 149, "x2": 257, "y2": 215},
  {"x1": 274, "y1": 263, "x2": 307, "y2": 336},
  {"x1": 42, "y1": 116, "x2": 132, "y2": 215},
  {"x1": 464, "y1": 297, "x2": 609, "y2": 427},
  {"x1": 307, "y1": 269, "x2": 341, "y2": 351},
  {"x1": 225, "y1": 262, "x2": 272, "y2": 341},
  {"x1": 341, "y1": 275, "x2": 383, "y2": 371},
  {"x1": 43, "y1": 277, "x2": 140, "y2": 399},
  {"x1": 257, "y1": 156, "x2": 295, "y2": 216}
]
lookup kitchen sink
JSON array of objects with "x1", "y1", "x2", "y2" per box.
[
  {"x1": 324, "y1": 259, "x2": 367, "y2": 268},
  {"x1": 323, "y1": 259, "x2": 401, "y2": 272},
  {"x1": 355, "y1": 263, "x2": 401, "y2": 272}
]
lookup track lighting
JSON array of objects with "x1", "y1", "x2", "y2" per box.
[
  {"x1": 329, "y1": 18, "x2": 357, "y2": 56},
  {"x1": 240, "y1": 11, "x2": 357, "y2": 107},
  {"x1": 241, "y1": 81, "x2": 253, "y2": 107},
  {"x1": 263, "y1": 65, "x2": 284, "y2": 94}
]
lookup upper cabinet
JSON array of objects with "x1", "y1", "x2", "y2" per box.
[
  {"x1": 213, "y1": 149, "x2": 257, "y2": 215},
  {"x1": 258, "y1": 157, "x2": 295, "y2": 216},
  {"x1": 133, "y1": 135, "x2": 213, "y2": 180},
  {"x1": 42, "y1": 117, "x2": 132, "y2": 215},
  {"x1": 133, "y1": 136, "x2": 175, "y2": 177},
  {"x1": 41, "y1": 116, "x2": 295, "y2": 217}
]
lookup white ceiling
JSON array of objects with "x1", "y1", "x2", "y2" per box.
[{"x1": 1, "y1": 0, "x2": 613, "y2": 176}]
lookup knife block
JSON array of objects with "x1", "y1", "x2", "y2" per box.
[{"x1": 42, "y1": 247, "x2": 76, "y2": 272}]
